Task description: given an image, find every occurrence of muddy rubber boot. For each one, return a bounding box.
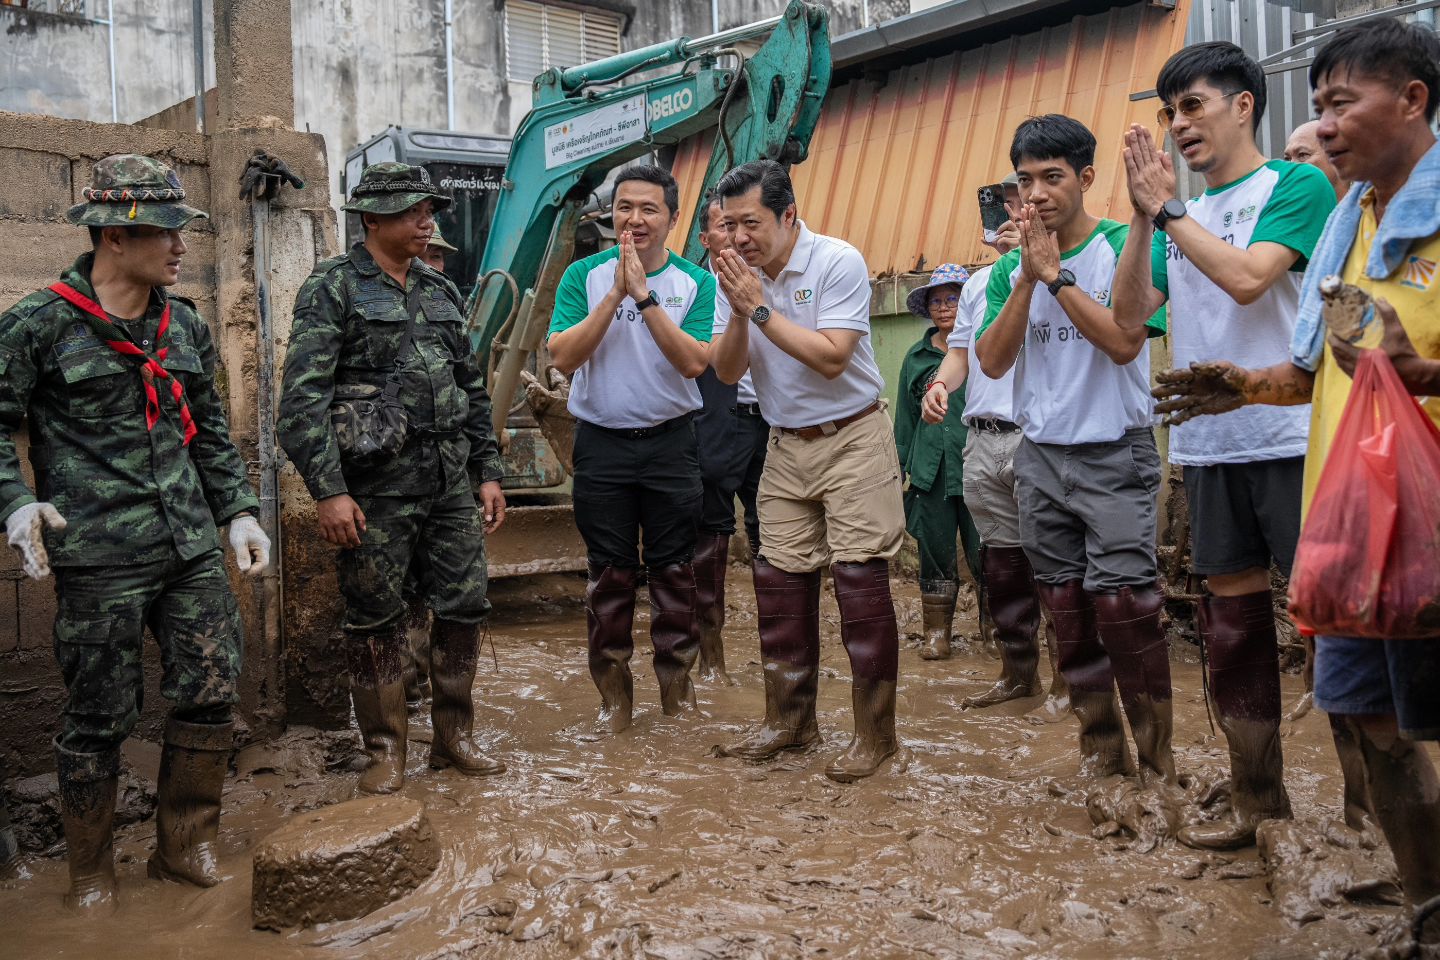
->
[428,619,505,777]
[1092,585,1176,787]
[148,718,233,886]
[826,560,901,783]
[918,579,958,661]
[964,547,1043,706]
[648,562,702,715]
[54,740,120,914]
[1179,592,1291,850]
[720,560,821,760]
[693,533,735,685]
[1026,615,1072,723]
[0,785,18,879]
[1038,581,1134,778]
[587,564,638,734]
[1350,717,1440,908]
[401,595,431,714]
[1329,713,1376,833]
[348,622,410,794]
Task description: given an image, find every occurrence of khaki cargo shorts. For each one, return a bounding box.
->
[757,406,905,573]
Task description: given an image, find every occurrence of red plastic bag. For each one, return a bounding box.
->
[1288,350,1440,638]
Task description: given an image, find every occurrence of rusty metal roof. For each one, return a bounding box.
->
[672,0,1191,278]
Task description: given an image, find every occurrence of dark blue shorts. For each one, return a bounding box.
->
[1314,634,1440,740]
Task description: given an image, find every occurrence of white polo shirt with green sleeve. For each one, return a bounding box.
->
[548,247,715,430]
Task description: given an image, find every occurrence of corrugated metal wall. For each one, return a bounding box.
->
[671,0,1191,276]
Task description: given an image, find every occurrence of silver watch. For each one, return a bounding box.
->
[749,305,771,326]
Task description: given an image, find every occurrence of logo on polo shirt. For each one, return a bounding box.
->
[1402,255,1436,291]
[664,295,686,308]
[1236,204,1256,224]
[793,288,814,305]
[1223,211,1233,228]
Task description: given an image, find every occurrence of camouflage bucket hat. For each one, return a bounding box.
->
[343,162,452,215]
[426,225,459,252]
[66,154,208,229]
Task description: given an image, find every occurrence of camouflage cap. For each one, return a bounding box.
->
[343,162,452,216]
[66,154,208,229]
[426,225,459,252]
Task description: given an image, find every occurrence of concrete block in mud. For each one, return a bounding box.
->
[251,795,439,930]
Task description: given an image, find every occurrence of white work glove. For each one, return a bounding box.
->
[228,515,271,576]
[5,502,67,581]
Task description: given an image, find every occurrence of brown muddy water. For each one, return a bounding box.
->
[0,570,1415,959]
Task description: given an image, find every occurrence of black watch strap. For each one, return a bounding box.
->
[634,291,659,311]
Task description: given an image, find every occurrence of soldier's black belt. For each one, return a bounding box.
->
[734,403,764,417]
[967,417,1020,433]
[582,411,694,440]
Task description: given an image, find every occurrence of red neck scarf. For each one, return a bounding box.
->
[48,281,197,445]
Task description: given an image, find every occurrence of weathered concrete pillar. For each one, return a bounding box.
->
[213,0,295,131]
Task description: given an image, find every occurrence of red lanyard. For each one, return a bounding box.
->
[48,282,197,445]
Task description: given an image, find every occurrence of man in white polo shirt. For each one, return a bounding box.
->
[546,165,714,736]
[709,160,905,783]
[1113,42,1335,849]
[976,116,1174,788]
[922,175,1070,721]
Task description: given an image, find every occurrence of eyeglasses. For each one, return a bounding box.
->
[1156,91,1240,127]
[928,295,960,308]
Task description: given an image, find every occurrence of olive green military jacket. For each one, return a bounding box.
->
[278,243,504,501]
[895,328,969,498]
[0,253,258,566]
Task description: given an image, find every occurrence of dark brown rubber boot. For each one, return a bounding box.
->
[587,564,638,735]
[347,622,410,794]
[1092,585,1176,787]
[428,619,505,777]
[918,578,958,661]
[401,594,431,714]
[827,560,900,783]
[1026,614,1072,723]
[1180,592,1291,850]
[148,718,233,886]
[55,741,119,914]
[1350,717,1440,908]
[1038,581,1133,778]
[648,562,702,715]
[1329,712,1376,833]
[693,533,735,685]
[720,560,821,760]
[964,547,1043,706]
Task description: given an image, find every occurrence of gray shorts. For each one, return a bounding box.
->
[1183,457,1303,577]
[961,425,1024,547]
[1013,428,1161,593]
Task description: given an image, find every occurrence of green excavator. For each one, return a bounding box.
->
[461,1,832,575]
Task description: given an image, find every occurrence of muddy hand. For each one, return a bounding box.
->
[4,501,67,581]
[228,514,271,576]
[1152,361,1248,426]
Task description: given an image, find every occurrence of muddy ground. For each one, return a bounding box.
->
[0,569,1420,959]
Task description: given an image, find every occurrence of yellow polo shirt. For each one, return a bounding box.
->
[1302,186,1440,518]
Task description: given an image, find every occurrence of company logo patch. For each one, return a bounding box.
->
[793,288,814,305]
[1402,255,1437,291]
[1223,211,1233,228]
[664,295,686,308]
[1236,204,1257,224]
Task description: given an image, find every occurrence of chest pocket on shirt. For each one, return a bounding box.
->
[54,343,139,420]
[424,291,470,432]
[353,296,407,369]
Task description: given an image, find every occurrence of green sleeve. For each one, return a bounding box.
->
[893,349,922,475]
[1150,227,1170,298]
[974,255,1017,341]
[548,257,593,337]
[1144,304,1168,337]
[1102,221,1167,338]
[277,273,350,500]
[1251,161,1337,271]
[0,303,42,527]
[180,304,260,523]
[680,267,716,343]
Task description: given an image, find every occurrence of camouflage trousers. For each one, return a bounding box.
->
[52,548,242,754]
[337,483,490,642]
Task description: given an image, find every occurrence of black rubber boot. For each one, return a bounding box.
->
[586,564,638,735]
[1092,585,1176,787]
[694,532,735,684]
[963,546,1042,707]
[1038,581,1134,779]
[648,562,702,715]
[827,560,900,783]
[919,578,958,661]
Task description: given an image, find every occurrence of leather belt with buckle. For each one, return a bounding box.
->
[735,402,764,417]
[779,401,881,441]
[583,411,694,440]
[967,417,1020,432]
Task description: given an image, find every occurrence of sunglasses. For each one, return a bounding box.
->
[1156,91,1240,127]
[928,294,960,308]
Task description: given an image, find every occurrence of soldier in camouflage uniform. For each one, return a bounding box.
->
[0,155,271,912]
[279,162,507,795]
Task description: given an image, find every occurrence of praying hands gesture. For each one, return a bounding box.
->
[715,248,764,320]
[1123,124,1177,220]
[612,231,650,303]
[1017,204,1060,286]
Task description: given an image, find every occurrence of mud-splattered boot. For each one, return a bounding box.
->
[1350,717,1440,909]
[1092,585,1176,787]
[428,619,505,777]
[719,560,821,760]
[401,595,432,714]
[1179,592,1292,850]
[1329,713,1376,834]
[648,562,702,715]
[1038,581,1134,779]
[54,740,119,914]
[347,622,410,794]
[1026,614,1072,723]
[964,547,1043,707]
[148,718,233,886]
[827,560,900,783]
[918,579,958,661]
[586,564,638,735]
[694,533,735,685]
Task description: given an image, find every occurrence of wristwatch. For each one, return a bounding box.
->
[1046,268,1077,297]
[749,305,771,326]
[1152,198,1187,232]
[633,290,659,311]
